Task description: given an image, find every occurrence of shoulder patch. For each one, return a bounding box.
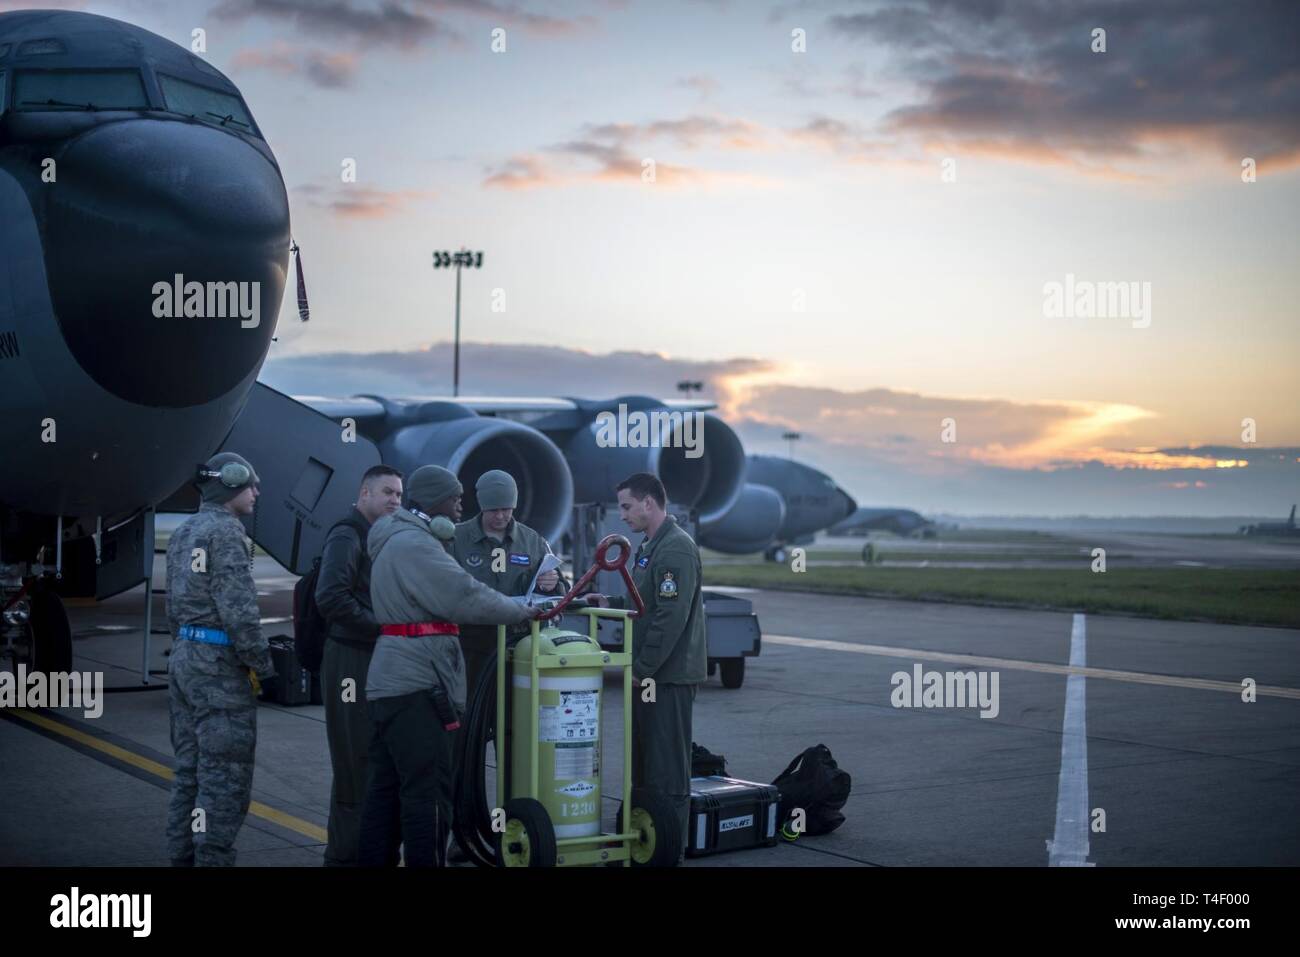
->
[658,571,678,599]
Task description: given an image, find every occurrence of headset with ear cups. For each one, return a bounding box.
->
[196,461,253,488]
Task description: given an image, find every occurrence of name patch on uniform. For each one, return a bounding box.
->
[636,556,650,568]
[658,571,678,599]
[466,553,483,568]
[509,553,530,566]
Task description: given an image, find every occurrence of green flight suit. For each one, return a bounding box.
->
[448,514,569,700]
[610,515,706,859]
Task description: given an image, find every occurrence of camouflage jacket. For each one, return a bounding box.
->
[165,503,274,678]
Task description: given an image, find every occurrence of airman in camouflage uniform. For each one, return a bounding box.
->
[164,451,274,867]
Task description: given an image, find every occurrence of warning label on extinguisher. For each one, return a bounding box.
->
[539,689,599,742]
[554,744,596,780]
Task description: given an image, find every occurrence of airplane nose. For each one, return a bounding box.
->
[835,485,857,522]
[43,119,290,408]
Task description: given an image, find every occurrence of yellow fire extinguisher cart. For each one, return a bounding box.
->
[495,534,681,867]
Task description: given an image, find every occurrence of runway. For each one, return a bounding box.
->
[2,556,1297,867]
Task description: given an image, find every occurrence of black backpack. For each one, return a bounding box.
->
[292,514,369,673]
[771,744,852,836]
[691,742,728,777]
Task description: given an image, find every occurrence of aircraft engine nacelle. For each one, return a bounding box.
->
[697,483,786,554]
[745,454,857,542]
[563,396,745,524]
[376,403,574,543]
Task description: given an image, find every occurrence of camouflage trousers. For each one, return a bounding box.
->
[166,641,258,867]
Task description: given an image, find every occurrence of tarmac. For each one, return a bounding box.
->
[714,532,1300,569]
[2,553,1297,867]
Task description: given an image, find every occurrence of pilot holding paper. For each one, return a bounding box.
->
[448,470,571,696]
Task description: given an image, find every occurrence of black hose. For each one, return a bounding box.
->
[452,647,507,868]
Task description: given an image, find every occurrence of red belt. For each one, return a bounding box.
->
[381,622,460,637]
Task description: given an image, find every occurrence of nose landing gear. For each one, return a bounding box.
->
[2,577,73,675]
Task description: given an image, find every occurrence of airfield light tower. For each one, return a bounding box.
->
[432,248,483,397]
[782,431,801,460]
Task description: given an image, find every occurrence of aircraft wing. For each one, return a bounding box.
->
[220,384,382,574]
[291,394,717,420]
[291,395,388,422]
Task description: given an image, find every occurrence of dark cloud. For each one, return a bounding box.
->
[231,44,359,88]
[789,114,890,158]
[413,0,598,36]
[210,0,448,49]
[485,114,769,188]
[579,115,764,149]
[828,0,1300,167]
[304,49,358,87]
[262,342,769,399]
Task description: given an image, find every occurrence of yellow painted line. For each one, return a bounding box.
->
[7,709,328,842]
[765,635,1300,700]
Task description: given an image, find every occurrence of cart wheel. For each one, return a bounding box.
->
[619,789,683,867]
[707,659,717,677]
[720,657,745,689]
[28,582,73,675]
[497,798,557,868]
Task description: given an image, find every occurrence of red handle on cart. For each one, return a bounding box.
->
[538,534,645,621]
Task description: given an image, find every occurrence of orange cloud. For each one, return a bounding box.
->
[721,381,1265,473]
[484,114,780,190]
[232,42,360,88]
[295,183,436,220]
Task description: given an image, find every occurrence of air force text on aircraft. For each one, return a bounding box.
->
[151,274,261,329]
[595,403,704,458]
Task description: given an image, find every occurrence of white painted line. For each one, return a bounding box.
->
[764,634,1300,699]
[1048,613,1093,866]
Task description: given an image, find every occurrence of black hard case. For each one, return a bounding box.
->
[687,776,781,857]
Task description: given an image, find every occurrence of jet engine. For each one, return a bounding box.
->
[563,396,745,523]
[372,401,574,543]
[697,483,786,554]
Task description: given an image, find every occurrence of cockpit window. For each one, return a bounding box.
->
[14,69,148,111]
[158,73,258,136]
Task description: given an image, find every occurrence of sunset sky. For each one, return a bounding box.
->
[15,0,1299,515]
